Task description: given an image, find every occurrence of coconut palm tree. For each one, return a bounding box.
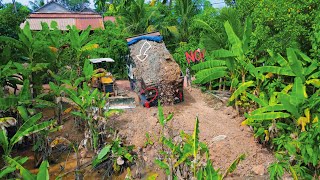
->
[29,0,45,11]
[174,0,199,42]
[11,0,17,13]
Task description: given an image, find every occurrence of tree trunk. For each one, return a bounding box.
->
[242,73,245,83]
[12,0,17,13]
[219,78,222,91]
[223,77,226,91]
[169,0,173,7]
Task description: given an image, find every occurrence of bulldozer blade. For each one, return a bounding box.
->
[106,96,136,110]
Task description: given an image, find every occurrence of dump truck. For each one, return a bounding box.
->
[126,32,184,107]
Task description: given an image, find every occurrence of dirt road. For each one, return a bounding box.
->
[113,87,274,179]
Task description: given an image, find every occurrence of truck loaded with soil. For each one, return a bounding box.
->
[126,32,184,107]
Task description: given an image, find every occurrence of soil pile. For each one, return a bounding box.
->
[129,40,182,104]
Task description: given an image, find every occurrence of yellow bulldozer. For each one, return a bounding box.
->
[90,58,116,96]
[89,58,135,110]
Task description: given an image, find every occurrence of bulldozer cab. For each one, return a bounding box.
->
[89,58,115,95]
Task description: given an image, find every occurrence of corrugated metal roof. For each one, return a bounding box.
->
[34,1,70,13]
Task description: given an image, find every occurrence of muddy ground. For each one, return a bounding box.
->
[112,83,275,179]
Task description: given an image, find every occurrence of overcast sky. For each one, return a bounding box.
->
[3,0,226,9]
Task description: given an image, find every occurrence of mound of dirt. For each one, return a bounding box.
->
[129,40,182,105]
[129,40,181,85]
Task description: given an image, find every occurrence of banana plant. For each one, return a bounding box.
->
[155,113,245,179]
[243,49,320,135]
[0,79,55,118]
[62,87,107,151]
[38,22,70,71]
[0,111,55,157]
[158,101,173,138]
[0,22,53,97]
[0,61,24,96]
[243,77,320,140]
[257,48,320,84]
[192,17,261,93]
[0,156,50,180]
[66,25,99,72]
[155,117,209,179]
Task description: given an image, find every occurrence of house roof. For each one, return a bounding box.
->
[28,13,102,18]
[34,1,70,13]
[80,7,97,13]
[20,2,104,30]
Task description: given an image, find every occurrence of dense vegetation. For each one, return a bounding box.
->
[0,0,320,179]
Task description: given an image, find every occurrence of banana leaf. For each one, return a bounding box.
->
[295,49,312,63]
[287,48,304,82]
[0,117,17,129]
[194,68,227,84]
[290,77,306,106]
[37,161,49,180]
[308,71,320,79]
[278,93,300,119]
[0,129,9,155]
[0,166,16,179]
[250,104,286,115]
[4,156,35,180]
[256,66,295,76]
[192,60,226,71]
[229,81,254,102]
[306,79,320,88]
[210,49,235,58]
[10,113,55,146]
[224,21,243,57]
[193,117,199,161]
[223,154,245,178]
[246,93,268,107]
[304,60,318,77]
[247,112,290,121]
[242,17,252,53]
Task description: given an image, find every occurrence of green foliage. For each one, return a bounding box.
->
[241,50,320,178]
[144,132,154,147]
[157,101,173,128]
[92,139,135,173]
[56,0,90,11]
[192,17,258,93]
[0,3,29,38]
[0,111,55,156]
[36,160,49,180]
[0,156,50,180]
[230,0,320,55]
[155,104,244,179]
[90,22,130,78]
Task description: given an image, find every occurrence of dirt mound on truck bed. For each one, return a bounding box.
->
[129,40,181,85]
[128,39,183,105]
